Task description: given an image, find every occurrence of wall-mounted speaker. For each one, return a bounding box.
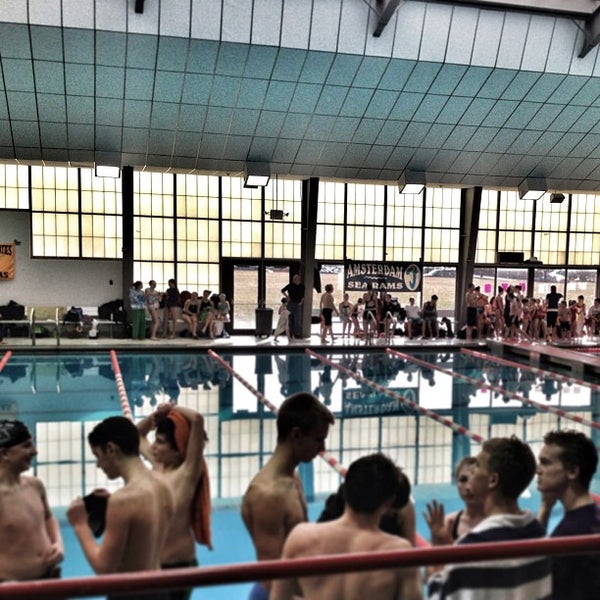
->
[497,251,524,264]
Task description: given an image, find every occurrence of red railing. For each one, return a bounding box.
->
[1,534,599,598]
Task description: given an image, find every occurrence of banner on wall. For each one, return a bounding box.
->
[0,243,15,280]
[344,260,422,293]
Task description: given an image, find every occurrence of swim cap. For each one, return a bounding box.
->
[0,420,32,448]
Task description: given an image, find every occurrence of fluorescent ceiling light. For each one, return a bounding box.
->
[518,177,546,200]
[398,170,426,194]
[95,164,121,178]
[244,162,270,188]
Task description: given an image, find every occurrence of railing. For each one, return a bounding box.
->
[1,534,599,598]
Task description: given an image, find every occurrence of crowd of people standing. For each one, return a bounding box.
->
[465,282,600,342]
[129,280,231,341]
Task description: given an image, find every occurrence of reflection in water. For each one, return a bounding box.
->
[1,350,597,417]
[2,349,600,504]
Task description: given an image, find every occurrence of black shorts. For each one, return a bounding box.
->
[322,308,333,326]
[466,306,477,327]
[547,311,558,327]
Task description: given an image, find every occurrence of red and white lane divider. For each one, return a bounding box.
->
[389,348,600,431]
[306,349,485,444]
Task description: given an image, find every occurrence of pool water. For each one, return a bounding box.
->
[1,349,596,598]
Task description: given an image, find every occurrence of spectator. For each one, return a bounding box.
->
[351,296,364,337]
[198,290,215,338]
[422,294,439,339]
[213,293,231,338]
[382,293,401,342]
[162,279,180,339]
[427,436,552,599]
[273,297,290,343]
[557,300,572,342]
[491,286,505,339]
[574,294,587,338]
[0,420,64,581]
[338,292,353,338]
[271,454,422,600]
[129,281,147,340]
[241,392,334,599]
[537,429,600,600]
[587,297,600,335]
[362,283,379,341]
[465,283,479,341]
[546,284,563,342]
[145,280,162,341]
[281,273,305,340]
[181,291,201,339]
[404,296,422,339]
[319,283,339,344]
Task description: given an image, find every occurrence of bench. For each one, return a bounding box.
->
[0,306,35,344]
[65,307,115,339]
[0,306,63,346]
[33,306,64,346]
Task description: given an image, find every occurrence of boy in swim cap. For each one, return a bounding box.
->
[0,419,64,581]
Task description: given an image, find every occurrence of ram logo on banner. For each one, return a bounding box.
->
[0,243,15,280]
[344,260,422,293]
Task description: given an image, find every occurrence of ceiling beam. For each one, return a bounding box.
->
[578,8,600,58]
[373,0,404,37]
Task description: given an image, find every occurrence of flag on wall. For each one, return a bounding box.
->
[0,243,15,280]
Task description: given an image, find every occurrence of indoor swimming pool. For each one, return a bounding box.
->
[1,347,599,598]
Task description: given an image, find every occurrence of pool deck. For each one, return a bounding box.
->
[1,330,488,354]
[489,338,600,377]
[3,329,600,356]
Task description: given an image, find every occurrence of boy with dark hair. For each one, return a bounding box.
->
[68,416,174,600]
[137,403,210,600]
[0,419,64,581]
[427,435,552,599]
[241,392,334,600]
[537,429,600,599]
[271,453,422,600]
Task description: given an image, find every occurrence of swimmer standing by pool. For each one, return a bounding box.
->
[0,419,64,582]
[241,392,334,600]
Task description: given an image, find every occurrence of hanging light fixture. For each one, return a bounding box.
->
[244,161,270,188]
[398,170,426,194]
[518,177,546,200]
[265,175,288,220]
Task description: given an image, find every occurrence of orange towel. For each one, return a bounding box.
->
[168,409,213,550]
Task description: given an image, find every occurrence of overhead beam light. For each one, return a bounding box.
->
[95,164,121,178]
[398,170,426,194]
[550,193,565,204]
[518,177,546,200]
[244,162,270,188]
[373,0,405,38]
[95,151,121,178]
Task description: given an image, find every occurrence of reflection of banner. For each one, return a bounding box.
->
[0,243,15,280]
[345,261,422,293]
[342,387,419,418]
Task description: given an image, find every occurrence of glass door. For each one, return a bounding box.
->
[222,260,295,333]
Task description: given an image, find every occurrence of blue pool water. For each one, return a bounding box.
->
[1,348,597,598]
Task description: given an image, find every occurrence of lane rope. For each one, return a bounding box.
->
[0,350,12,373]
[207,349,347,477]
[306,349,486,443]
[389,348,600,431]
[461,347,600,393]
[109,349,133,421]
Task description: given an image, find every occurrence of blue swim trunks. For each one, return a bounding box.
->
[248,582,269,600]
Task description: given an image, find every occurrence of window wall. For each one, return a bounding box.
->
[0,164,28,209]
[2,163,600,307]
